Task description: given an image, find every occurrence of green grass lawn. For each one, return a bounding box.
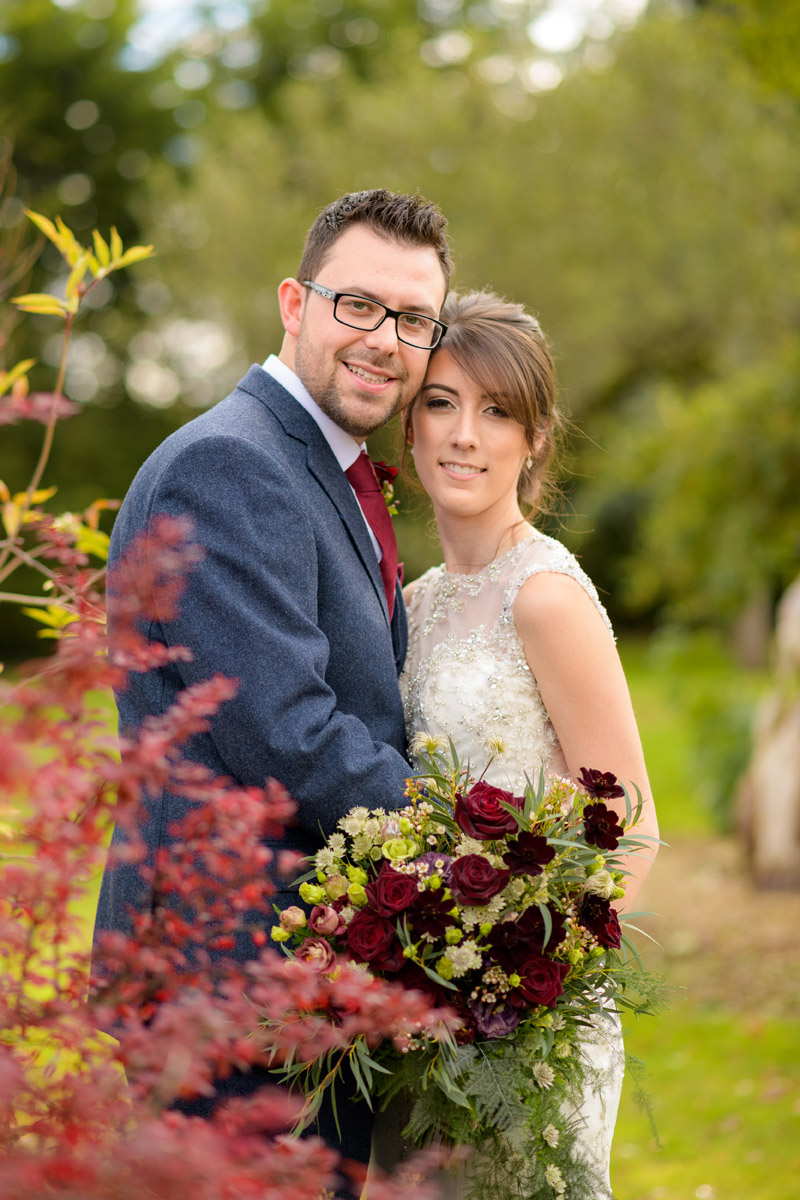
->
[612,637,798,1200]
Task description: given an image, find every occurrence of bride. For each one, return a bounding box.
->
[371,289,659,1197]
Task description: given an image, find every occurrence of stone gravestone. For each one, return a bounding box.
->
[737,575,800,888]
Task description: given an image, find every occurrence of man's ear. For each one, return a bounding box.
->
[278,278,305,337]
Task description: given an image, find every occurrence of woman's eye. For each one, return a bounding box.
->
[486,405,509,418]
[425,396,454,410]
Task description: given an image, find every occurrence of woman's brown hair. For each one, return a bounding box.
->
[406,289,563,512]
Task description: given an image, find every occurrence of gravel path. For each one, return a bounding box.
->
[633,835,800,1018]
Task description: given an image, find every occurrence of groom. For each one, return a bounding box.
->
[94,189,451,1179]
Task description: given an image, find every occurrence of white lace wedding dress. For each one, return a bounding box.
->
[370,529,625,1199]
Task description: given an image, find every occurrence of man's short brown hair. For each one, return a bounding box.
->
[297,189,452,292]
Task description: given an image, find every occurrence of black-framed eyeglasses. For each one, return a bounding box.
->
[302,280,447,350]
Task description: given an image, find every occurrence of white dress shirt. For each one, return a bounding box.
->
[261,355,381,562]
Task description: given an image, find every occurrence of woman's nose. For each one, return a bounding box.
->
[451,410,478,447]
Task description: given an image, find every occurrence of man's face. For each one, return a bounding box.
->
[289,225,448,440]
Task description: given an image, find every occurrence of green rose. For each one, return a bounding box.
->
[381,836,419,862]
[346,865,368,885]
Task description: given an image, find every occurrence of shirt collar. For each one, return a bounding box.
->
[261,354,362,471]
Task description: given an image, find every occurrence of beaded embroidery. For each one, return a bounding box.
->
[401,529,614,794]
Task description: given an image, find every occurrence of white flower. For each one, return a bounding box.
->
[352,834,373,858]
[545,1163,566,1193]
[443,939,483,978]
[328,832,346,853]
[410,731,449,757]
[454,836,484,857]
[583,869,616,899]
[340,807,369,835]
[554,1038,571,1058]
[459,893,504,930]
[338,906,355,925]
[542,1123,560,1148]
[363,817,382,838]
[315,848,336,869]
[484,736,507,757]
[533,1061,556,1089]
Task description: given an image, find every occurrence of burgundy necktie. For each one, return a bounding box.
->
[345,451,399,619]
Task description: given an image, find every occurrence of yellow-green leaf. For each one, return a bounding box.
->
[12,487,57,506]
[55,216,85,267]
[66,253,91,302]
[25,210,63,251]
[92,229,111,268]
[0,359,36,398]
[12,293,70,317]
[113,244,155,270]
[0,481,9,504]
[110,226,123,262]
[75,525,110,561]
[2,502,21,538]
[21,605,77,630]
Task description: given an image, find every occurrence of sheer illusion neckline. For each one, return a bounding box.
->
[443,528,538,580]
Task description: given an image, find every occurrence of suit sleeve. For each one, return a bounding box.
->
[141,435,411,835]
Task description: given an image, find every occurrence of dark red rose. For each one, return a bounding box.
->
[454,781,522,840]
[410,887,454,939]
[579,894,622,949]
[372,459,398,484]
[583,802,625,851]
[365,863,419,917]
[346,911,404,971]
[449,855,511,906]
[487,904,566,969]
[514,954,569,1008]
[502,830,556,876]
[577,768,625,800]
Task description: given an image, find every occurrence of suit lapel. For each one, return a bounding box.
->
[238,366,390,627]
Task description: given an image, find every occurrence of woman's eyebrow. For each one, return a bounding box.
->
[420,382,459,395]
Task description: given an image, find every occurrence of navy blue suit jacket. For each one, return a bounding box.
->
[94,365,412,940]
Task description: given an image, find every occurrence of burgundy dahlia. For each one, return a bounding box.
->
[502,830,555,876]
[583,802,625,851]
[579,894,622,949]
[487,904,566,969]
[411,887,454,939]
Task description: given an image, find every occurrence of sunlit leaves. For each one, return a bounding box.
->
[11,212,154,322]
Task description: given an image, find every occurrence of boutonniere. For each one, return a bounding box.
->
[372,459,399,516]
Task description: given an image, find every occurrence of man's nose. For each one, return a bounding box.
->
[362,314,400,354]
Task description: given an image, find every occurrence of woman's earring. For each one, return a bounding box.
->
[525,455,533,470]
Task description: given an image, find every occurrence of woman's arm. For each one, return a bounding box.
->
[513,571,659,912]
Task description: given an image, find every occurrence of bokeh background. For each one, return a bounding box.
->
[2,2,799,1197]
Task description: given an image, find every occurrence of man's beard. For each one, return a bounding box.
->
[296,340,410,440]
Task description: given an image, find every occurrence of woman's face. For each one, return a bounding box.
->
[409,350,529,522]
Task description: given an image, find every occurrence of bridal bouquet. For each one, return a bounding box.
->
[265,738,662,1199]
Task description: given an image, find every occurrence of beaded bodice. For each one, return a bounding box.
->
[400,529,614,793]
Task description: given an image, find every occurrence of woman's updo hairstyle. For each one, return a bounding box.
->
[418,289,562,512]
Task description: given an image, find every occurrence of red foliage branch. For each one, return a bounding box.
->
[0,516,451,1199]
